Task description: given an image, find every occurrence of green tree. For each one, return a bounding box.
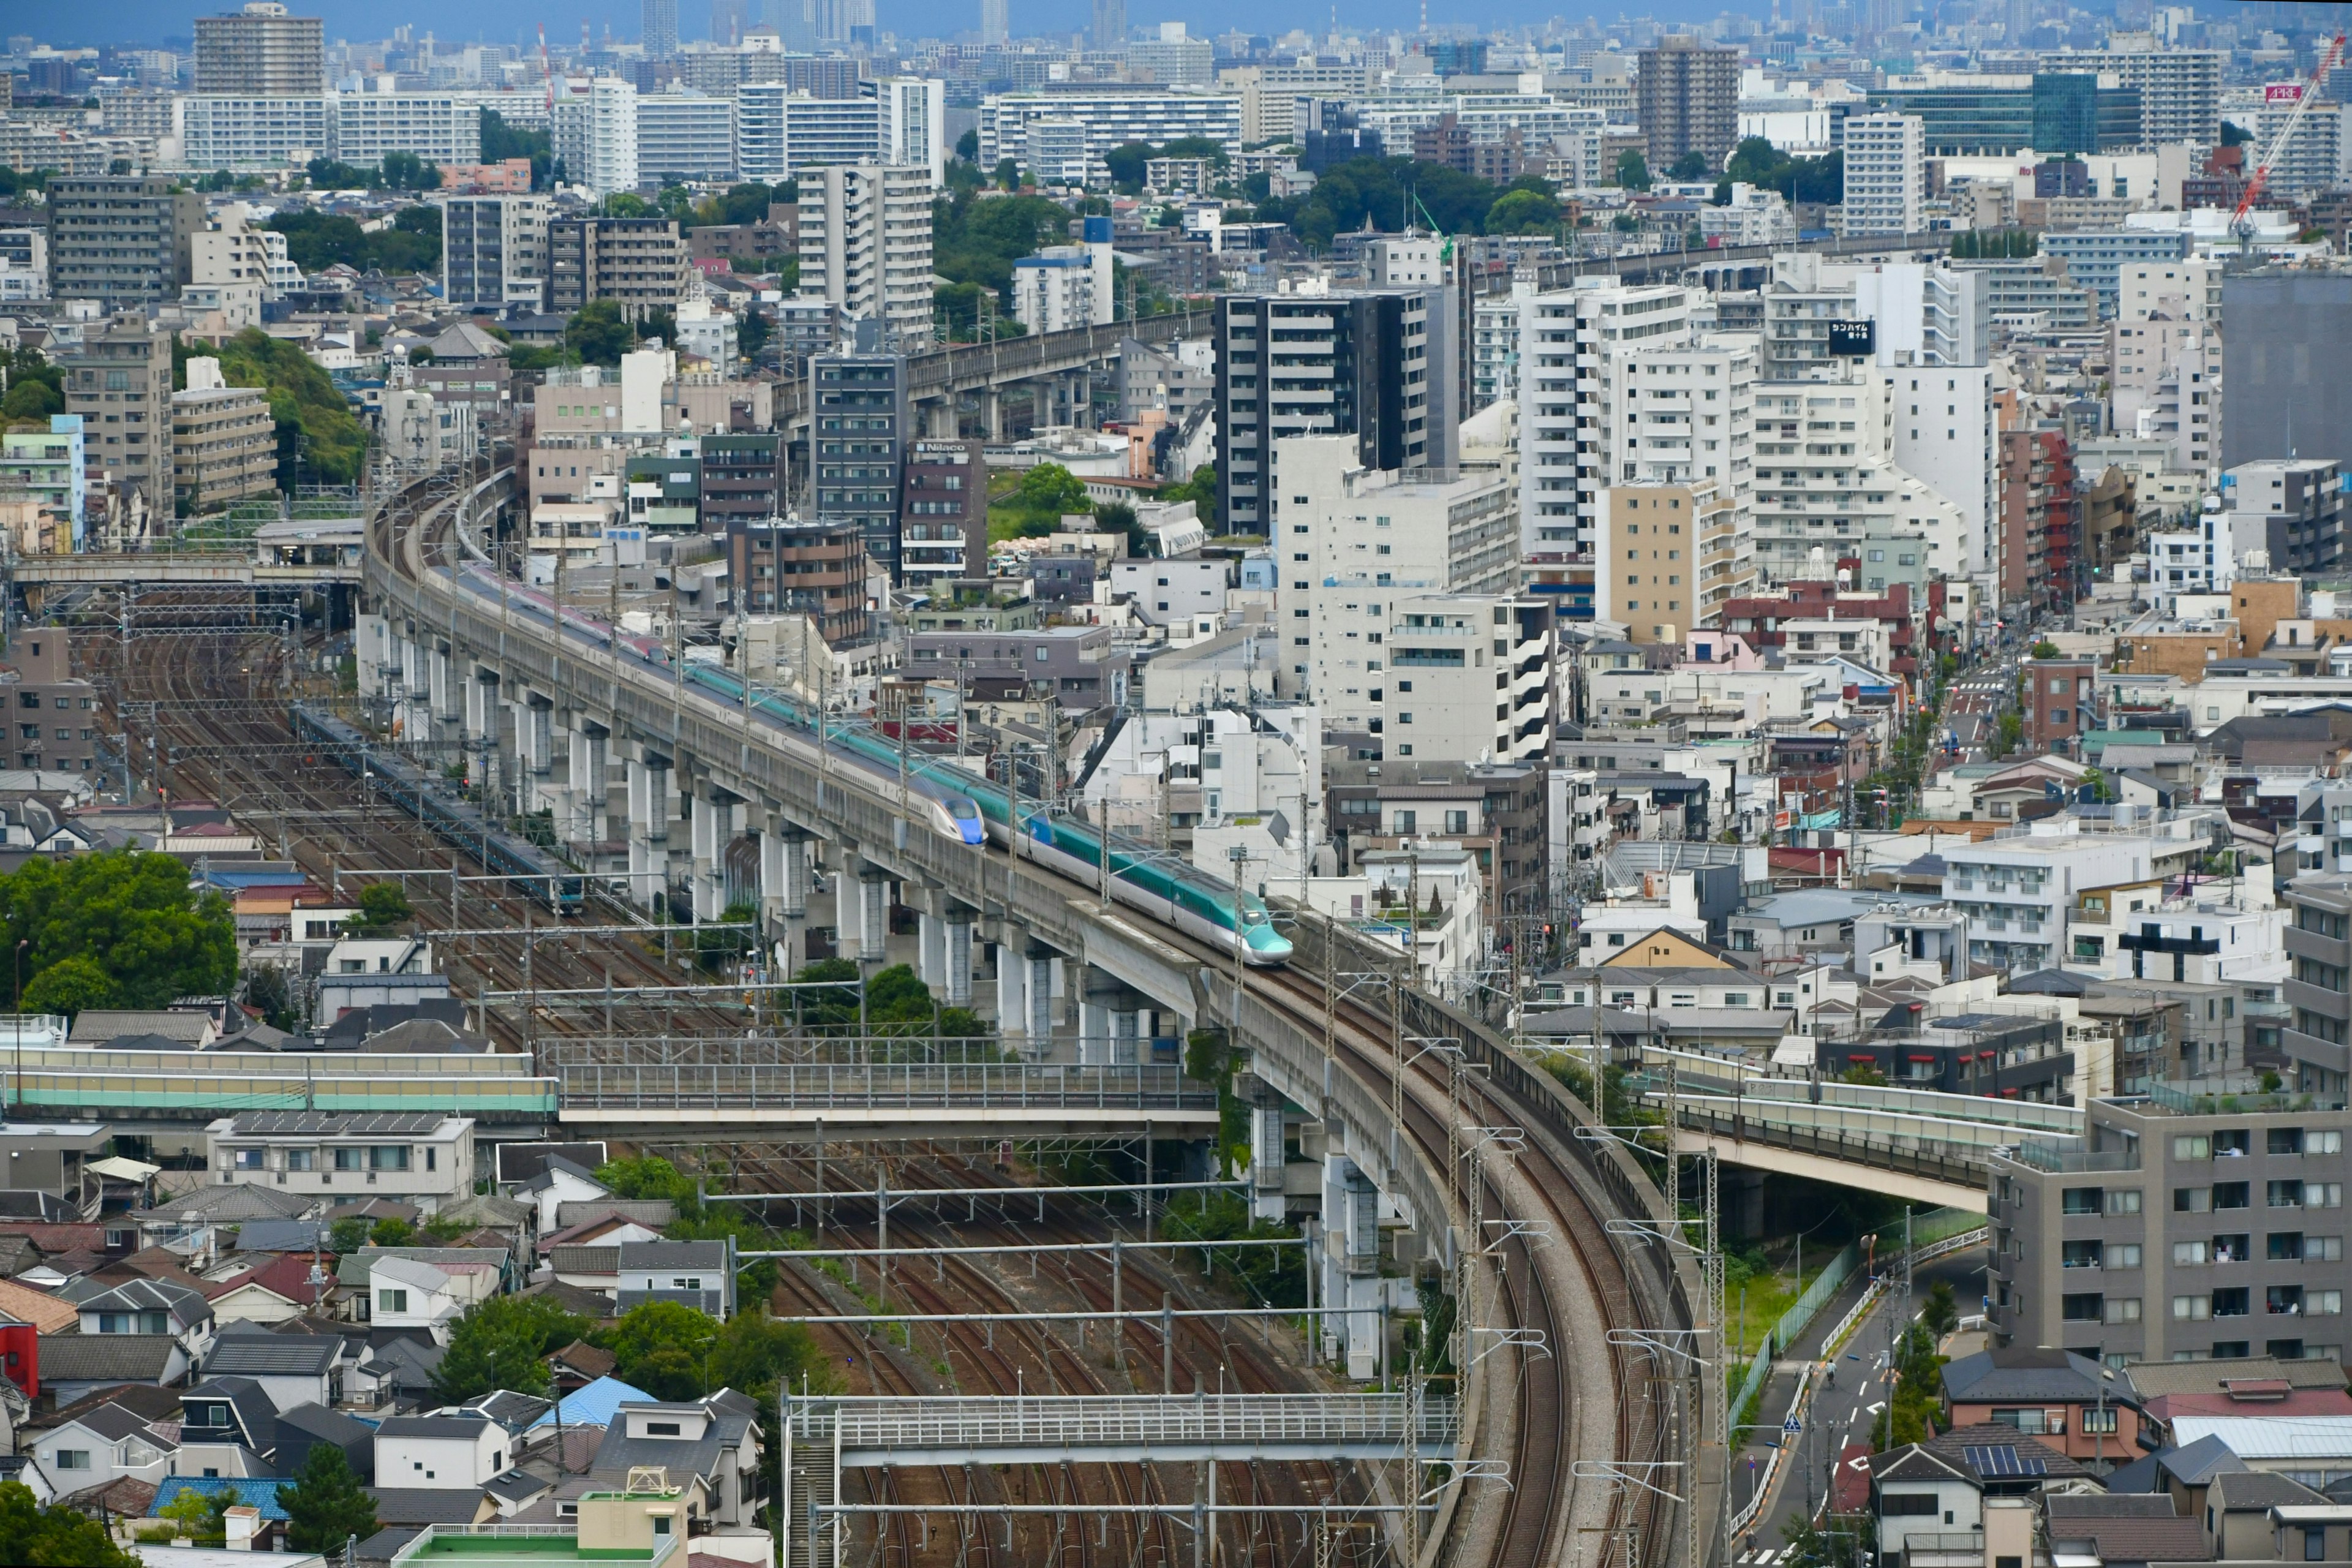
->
[1016,462,1090,516]
[0,851,236,1013]
[1838,1063,1887,1087]
[212,327,371,486]
[328,1217,369,1254]
[378,151,441,191]
[481,109,555,189]
[1156,465,1219,531]
[244,965,298,1031]
[955,129,980,162]
[1104,141,1152,190]
[2030,639,2060,660]
[1,379,60,421]
[1667,149,1710,181]
[433,1294,592,1402]
[1615,149,1651,190]
[0,1480,140,1564]
[608,1300,722,1397]
[597,1153,698,1205]
[706,1309,826,1399]
[277,1443,378,1552]
[369,1217,414,1246]
[565,301,635,367]
[350,881,412,934]
[1923,1279,1959,1338]
[1484,187,1561,234]
[160,1488,224,1540]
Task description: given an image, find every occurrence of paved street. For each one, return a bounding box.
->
[1730,1251,1988,1562]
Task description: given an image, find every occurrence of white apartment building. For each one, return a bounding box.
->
[1749,368,1969,586]
[1516,279,1698,559]
[1942,823,2163,974]
[2118,258,2221,323]
[1839,113,1923,236]
[442,194,551,311]
[1471,271,1536,412]
[1378,594,1556,766]
[797,163,933,344]
[331,91,483,168]
[1856,263,1989,369]
[736,85,880,181]
[1012,249,1102,333]
[870,76,946,185]
[2251,85,2343,203]
[190,209,278,295]
[978,88,1243,179]
[552,76,638,198]
[636,88,735,181]
[178,95,331,170]
[206,1110,476,1213]
[1600,334,1758,511]
[1280,435,1517,730]
[1885,363,1999,579]
[1700,183,1797,246]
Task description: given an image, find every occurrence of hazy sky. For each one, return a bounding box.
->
[46,0,1736,51]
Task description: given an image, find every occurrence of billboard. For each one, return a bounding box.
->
[1826,320,1875,356]
[2267,81,2305,103]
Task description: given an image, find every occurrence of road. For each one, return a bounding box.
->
[1729,1250,1988,1564]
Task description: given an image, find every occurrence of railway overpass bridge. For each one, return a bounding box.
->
[349,468,1716,1568]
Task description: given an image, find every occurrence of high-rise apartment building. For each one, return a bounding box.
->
[1514,279,1697,560]
[807,343,909,582]
[443,195,552,313]
[2039,37,2223,149]
[193,2,323,96]
[643,0,679,56]
[1278,435,1519,739]
[736,86,881,182]
[1752,367,1970,588]
[46,176,200,307]
[870,77,947,186]
[171,383,277,513]
[59,315,178,520]
[552,77,639,198]
[1839,112,1923,236]
[636,89,736,182]
[900,438,987,589]
[544,217,687,320]
[979,0,1008,46]
[1635,36,1738,175]
[2223,274,2351,474]
[796,164,935,345]
[1214,287,1458,538]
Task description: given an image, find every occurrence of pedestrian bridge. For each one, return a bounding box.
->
[9,518,366,597]
[793,1394,1458,1466]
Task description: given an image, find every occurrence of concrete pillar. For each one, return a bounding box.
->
[1079,991,1111,1066]
[1112,1006,1140,1068]
[1324,1156,1384,1379]
[429,646,454,723]
[690,787,722,921]
[465,671,494,741]
[1027,946,1055,1055]
[918,910,947,989]
[995,937,1030,1054]
[981,388,1003,442]
[524,700,552,775]
[944,906,974,1007]
[1248,1078,1285,1221]
[565,729,594,846]
[856,864,891,963]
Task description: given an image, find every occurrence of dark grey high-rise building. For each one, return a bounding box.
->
[2224,273,2352,473]
[643,0,679,56]
[1636,36,1740,175]
[1213,287,1458,537]
[809,336,909,583]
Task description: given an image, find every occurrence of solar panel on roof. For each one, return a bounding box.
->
[1963,1444,2049,1477]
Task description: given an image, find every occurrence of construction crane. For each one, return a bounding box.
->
[2233,30,2348,242]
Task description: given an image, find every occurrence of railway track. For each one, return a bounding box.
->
[361,466,1703,1568]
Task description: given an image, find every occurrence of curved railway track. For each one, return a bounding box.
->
[359,467,1703,1568]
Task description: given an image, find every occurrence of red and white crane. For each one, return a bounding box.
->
[2233,29,2348,238]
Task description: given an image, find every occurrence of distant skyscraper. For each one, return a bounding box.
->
[1635,34,1739,175]
[710,0,748,43]
[1090,0,1125,50]
[643,0,679,56]
[980,0,1008,45]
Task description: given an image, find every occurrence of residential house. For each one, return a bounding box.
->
[617,1240,736,1319]
[132,1182,315,1256]
[78,1278,214,1360]
[519,1156,613,1234]
[207,1251,330,1324]
[368,1256,472,1338]
[1939,1348,2148,1464]
[26,1403,176,1498]
[374,1414,510,1489]
[2043,1494,2206,1561]
[177,1377,279,1472]
[347,1336,444,1413]
[35,1336,188,1403]
[205,1111,476,1215]
[535,1211,666,1262]
[588,1393,765,1528]
[2202,1469,2330,1557]
[550,1243,620,1295]
[200,1328,339,1411]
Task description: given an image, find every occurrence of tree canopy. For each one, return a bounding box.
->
[1721,137,1843,205]
[432,1293,595,1403]
[609,1300,722,1400]
[0,1480,140,1564]
[565,301,636,368]
[1251,156,1510,249]
[933,190,1073,304]
[0,851,235,1016]
[480,110,554,189]
[266,206,440,276]
[211,328,370,486]
[277,1443,378,1552]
